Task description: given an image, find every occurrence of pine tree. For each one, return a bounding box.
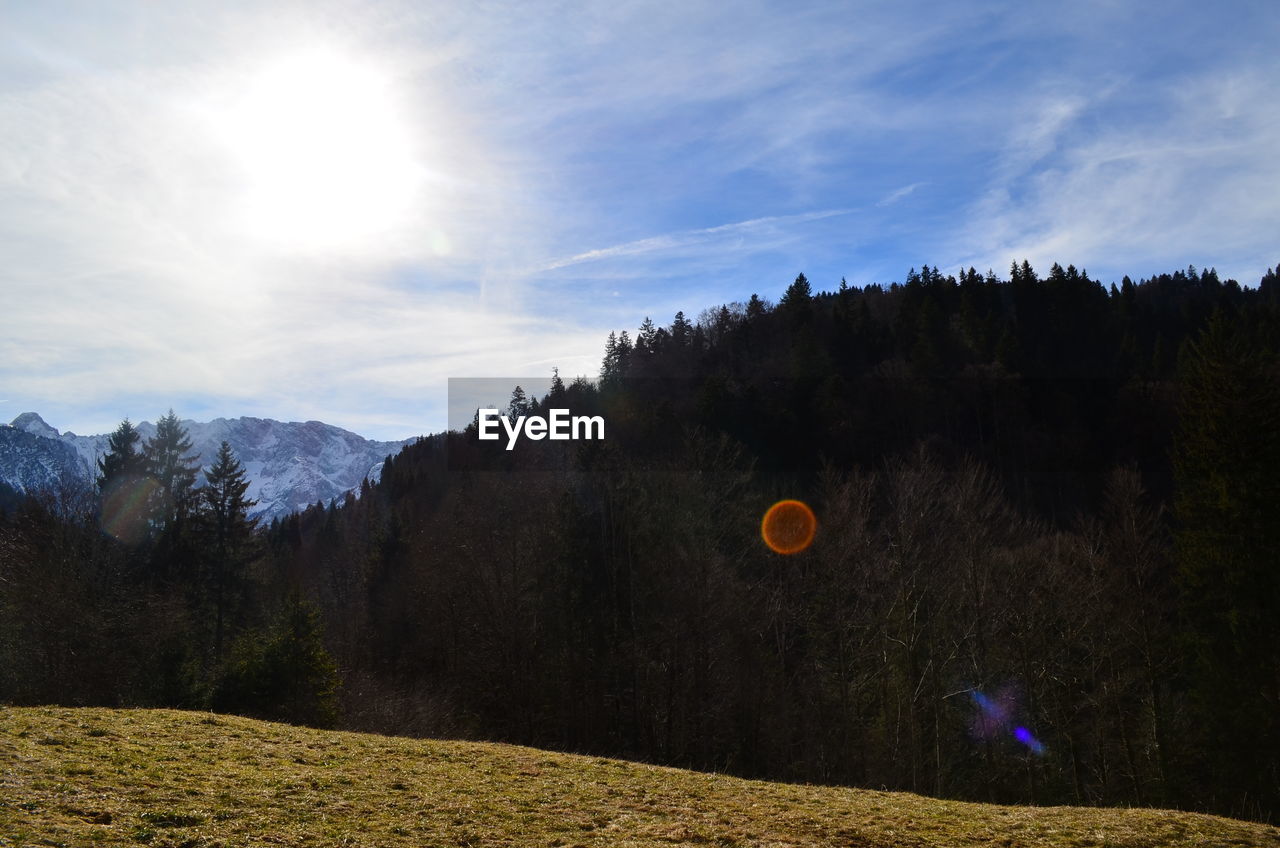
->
[212,601,340,727]
[637,317,658,354]
[507,385,530,419]
[96,418,144,491]
[143,410,200,567]
[670,311,692,346]
[1174,310,1280,809]
[97,418,151,545]
[715,305,732,337]
[201,441,258,659]
[601,331,619,379]
[145,411,199,522]
[779,273,813,315]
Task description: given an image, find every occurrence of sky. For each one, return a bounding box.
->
[2,1,1278,440]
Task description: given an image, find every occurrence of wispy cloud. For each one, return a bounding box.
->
[540,209,854,271]
[952,67,1280,282]
[877,183,926,207]
[2,1,1278,438]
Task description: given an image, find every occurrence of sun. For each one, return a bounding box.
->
[220,48,422,250]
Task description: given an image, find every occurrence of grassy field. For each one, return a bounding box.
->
[2,707,1277,847]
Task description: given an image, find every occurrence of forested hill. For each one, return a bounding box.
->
[433,260,1277,515]
[4,261,1279,826]
[584,261,1275,516]
[259,261,1279,819]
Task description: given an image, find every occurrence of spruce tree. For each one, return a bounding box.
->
[212,601,339,728]
[143,410,200,567]
[670,311,692,346]
[507,385,530,419]
[1174,310,1280,810]
[201,441,258,659]
[780,273,812,308]
[144,410,199,523]
[637,317,658,353]
[96,418,151,544]
[96,418,144,491]
[779,273,814,325]
[601,331,619,379]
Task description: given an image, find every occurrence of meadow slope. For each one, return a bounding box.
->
[2,707,1277,847]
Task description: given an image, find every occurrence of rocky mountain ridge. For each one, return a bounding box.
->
[0,412,415,521]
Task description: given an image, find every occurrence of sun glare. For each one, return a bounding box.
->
[221,48,421,250]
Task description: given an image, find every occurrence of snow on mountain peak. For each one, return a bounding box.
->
[0,413,416,521]
[9,412,60,439]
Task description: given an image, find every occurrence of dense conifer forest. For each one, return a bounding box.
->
[3,261,1278,821]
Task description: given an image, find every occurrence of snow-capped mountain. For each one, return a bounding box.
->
[0,413,415,522]
[0,422,85,497]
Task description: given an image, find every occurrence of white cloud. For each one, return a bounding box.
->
[0,4,584,438]
[953,68,1280,282]
[877,182,926,207]
[540,209,854,271]
[4,1,1279,440]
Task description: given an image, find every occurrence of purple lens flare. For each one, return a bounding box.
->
[969,686,1045,756]
[1013,726,1044,754]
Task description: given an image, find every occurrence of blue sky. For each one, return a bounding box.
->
[2,1,1278,439]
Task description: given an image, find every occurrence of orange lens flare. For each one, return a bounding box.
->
[761,499,817,555]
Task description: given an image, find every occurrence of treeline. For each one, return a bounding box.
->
[1,261,1278,821]
[0,412,339,726]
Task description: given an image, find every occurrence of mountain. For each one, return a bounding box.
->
[0,412,415,521]
[0,423,85,496]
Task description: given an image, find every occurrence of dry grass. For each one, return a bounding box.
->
[1,706,1277,847]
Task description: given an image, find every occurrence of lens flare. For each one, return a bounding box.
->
[970,686,1046,756]
[100,476,158,545]
[1014,726,1045,755]
[761,499,817,554]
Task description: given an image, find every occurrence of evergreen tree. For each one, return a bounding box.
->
[201,441,258,659]
[212,601,340,728]
[143,410,200,567]
[616,330,633,360]
[145,411,199,523]
[1260,264,1279,304]
[670,311,692,346]
[714,305,733,339]
[637,317,658,353]
[1174,310,1280,812]
[96,418,152,545]
[779,272,813,318]
[96,418,144,491]
[507,385,530,419]
[601,331,619,379]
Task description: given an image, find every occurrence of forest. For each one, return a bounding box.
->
[2,260,1278,822]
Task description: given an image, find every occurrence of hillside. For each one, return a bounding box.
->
[4,265,1280,820]
[2,708,1276,847]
